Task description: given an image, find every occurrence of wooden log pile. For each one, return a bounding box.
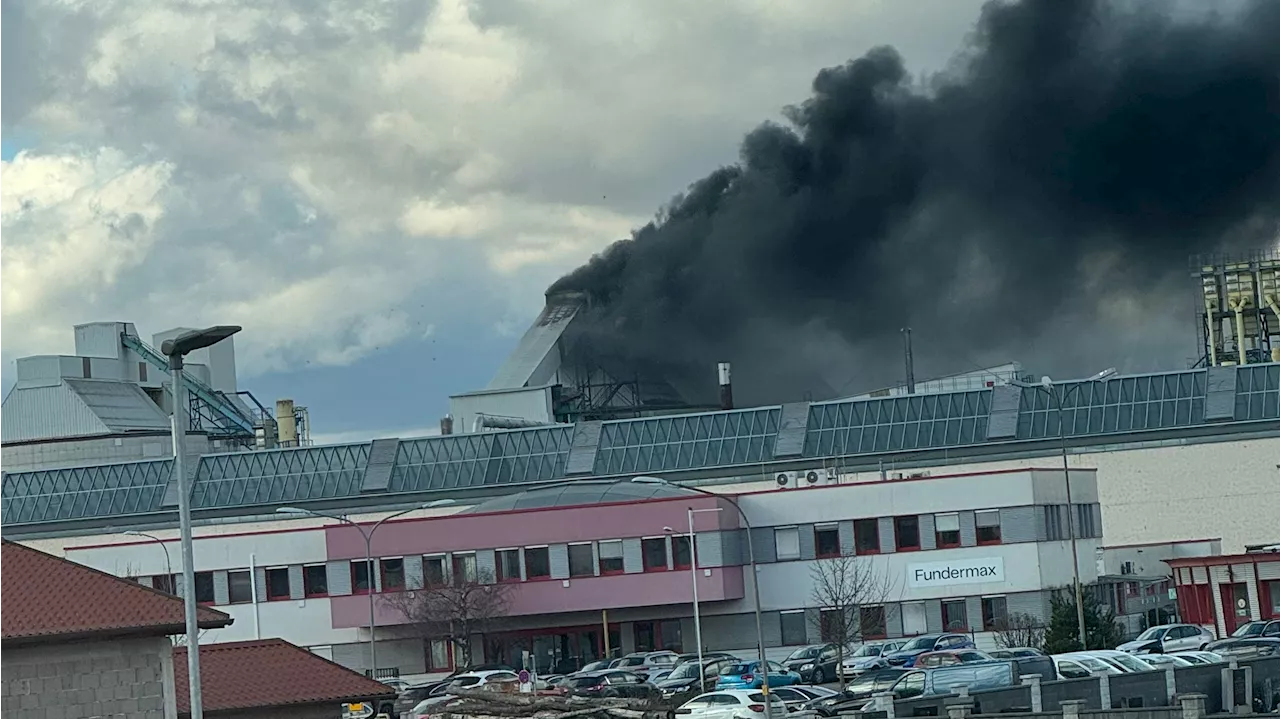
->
[424,687,671,719]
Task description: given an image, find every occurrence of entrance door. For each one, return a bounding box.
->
[1220,583,1250,635]
[634,621,657,653]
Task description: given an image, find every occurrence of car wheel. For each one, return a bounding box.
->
[812,668,824,685]
[1198,643,1207,651]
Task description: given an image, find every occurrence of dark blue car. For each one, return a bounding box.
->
[882,634,975,668]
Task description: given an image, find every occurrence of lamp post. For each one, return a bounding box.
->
[1012,367,1115,651]
[160,325,242,719]
[276,500,455,677]
[633,477,771,698]
[124,530,174,584]
[665,506,724,691]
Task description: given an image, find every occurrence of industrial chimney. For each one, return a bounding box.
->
[276,399,298,447]
[440,414,454,435]
[718,362,734,410]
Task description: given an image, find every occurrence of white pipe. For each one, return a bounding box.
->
[1230,297,1249,365]
[249,553,261,639]
[1266,294,1280,362]
[471,414,556,432]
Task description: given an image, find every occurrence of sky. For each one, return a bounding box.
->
[1,0,990,443]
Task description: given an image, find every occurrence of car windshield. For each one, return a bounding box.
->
[1232,622,1263,637]
[723,663,754,675]
[1075,656,1114,672]
[667,663,703,679]
[567,676,604,689]
[1107,654,1154,672]
[1137,627,1168,640]
[787,647,820,660]
[451,677,481,688]
[651,654,675,664]
[901,636,937,651]
[850,645,882,658]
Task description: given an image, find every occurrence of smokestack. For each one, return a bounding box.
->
[440,414,454,435]
[902,328,916,395]
[275,399,298,447]
[717,362,734,410]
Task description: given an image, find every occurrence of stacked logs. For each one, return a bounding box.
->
[424,687,671,719]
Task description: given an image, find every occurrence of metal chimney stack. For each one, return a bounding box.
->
[717,362,734,410]
[440,414,454,435]
[901,328,916,395]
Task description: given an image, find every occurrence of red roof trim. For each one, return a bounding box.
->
[1100,538,1222,550]
[1167,553,1280,568]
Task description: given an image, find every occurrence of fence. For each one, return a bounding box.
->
[845,656,1280,718]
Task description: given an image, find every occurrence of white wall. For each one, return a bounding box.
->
[67,526,327,576]
[449,386,555,433]
[201,597,352,646]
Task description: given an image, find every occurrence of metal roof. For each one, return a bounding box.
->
[1,379,170,443]
[2,364,1278,533]
[486,300,579,389]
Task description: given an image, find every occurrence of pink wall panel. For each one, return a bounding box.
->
[326,495,739,560]
[330,566,745,629]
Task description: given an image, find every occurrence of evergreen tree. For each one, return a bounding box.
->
[1043,590,1124,654]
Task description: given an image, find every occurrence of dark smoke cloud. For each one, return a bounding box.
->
[550,0,1280,406]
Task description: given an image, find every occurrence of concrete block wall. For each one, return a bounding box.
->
[0,636,176,719]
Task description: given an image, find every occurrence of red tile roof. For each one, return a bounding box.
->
[174,639,397,714]
[1,540,232,645]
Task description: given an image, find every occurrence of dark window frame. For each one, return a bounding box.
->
[854,519,881,555]
[496,549,522,583]
[423,555,447,588]
[193,571,216,605]
[227,570,253,604]
[303,564,329,598]
[780,611,807,645]
[976,510,1002,545]
[671,535,693,570]
[568,543,595,577]
[981,596,1008,631]
[815,525,842,558]
[894,516,921,551]
[381,557,406,591]
[598,541,625,575]
[934,513,961,549]
[641,538,668,572]
[350,560,373,595]
[525,546,552,579]
[941,599,968,631]
[266,567,291,601]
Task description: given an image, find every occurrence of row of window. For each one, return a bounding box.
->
[778,595,1011,644]
[778,510,1003,560]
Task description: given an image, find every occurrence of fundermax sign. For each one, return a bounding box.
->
[907,557,1005,588]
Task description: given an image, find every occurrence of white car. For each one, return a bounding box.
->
[1071,650,1157,673]
[674,690,788,719]
[841,641,906,676]
[1170,651,1226,665]
[1140,654,1195,669]
[1051,654,1123,679]
[1116,624,1215,654]
[405,670,521,716]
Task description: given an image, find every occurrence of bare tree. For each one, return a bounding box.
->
[382,568,512,669]
[809,555,898,687]
[991,612,1046,651]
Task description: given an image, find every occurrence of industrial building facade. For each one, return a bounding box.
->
[55,468,1103,678]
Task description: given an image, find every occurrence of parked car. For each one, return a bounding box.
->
[564,670,658,699]
[801,669,907,716]
[1117,623,1215,654]
[403,671,522,717]
[1051,654,1122,679]
[1210,637,1280,659]
[673,690,788,719]
[913,649,993,668]
[1078,650,1157,673]
[393,681,448,717]
[882,634,975,668]
[655,658,739,698]
[674,652,739,666]
[610,651,679,677]
[1169,651,1226,665]
[782,643,843,684]
[1141,654,1195,669]
[1225,620,1280,640]
[988,647,1045,659]
[714,660,802,690]
[840,641,905,676]
[863,662,1019,712]
[766,685,838,711]
[575,660,612,674]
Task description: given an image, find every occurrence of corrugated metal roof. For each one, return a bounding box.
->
[64,379,170,432]
[486,301,579,389]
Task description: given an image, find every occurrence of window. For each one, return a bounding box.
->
[976,510,1002,544]
[819,609,846,643]
[598,541,624,574]
[860,606,887,638]
[1268,581,1280,617]
[895,672,926,699]
[815,525,841,558]
[382,558,405,591]
[780,611,808,645]
[266,567,291,600]
[894,516,920,551]
[941,600,968,631]
[775,527,800,560]
[228,570,253,604]
[194,571,216,604]
[351,560,373,594]
[934,513,961,548]
[671,535,693,569]
[152,574,177,595]
[138,362,148,382]
[981,596,1008,631]
[525,547,551,579]
[427,639,452,671]
[1075,504,1097,538]
[424,555,446,587]
[1044,505,1066,540]
[303,564,328,597]
[568,544,595,577]
[497,549,521,582]
[902,602,927,635]
[452,553,477,585]
[854,519,880,554]
[642,538,668,571]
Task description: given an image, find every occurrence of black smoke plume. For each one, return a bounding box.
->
[550,0,1280,406]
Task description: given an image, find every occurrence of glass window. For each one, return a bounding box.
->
[228,570,252,604]
[935,513,961,547]
[981,596,1008,631]
[193,572,216,604]
[780,611,808,645]
[423,556,446,587]
[820,609,846,642]
[642,538,668,571]
[525,547,551,579]
[815,525,841,558]
[860,606,887,638]
[427,639,451,671]
[895,516,920,550]
[303,564,328,597]
[895,672,926,698]
[1269,581,1280,615]
[153,574,177,595]
[452,553,477,584]
[671,535,693,569]
[775,527,801,560]
[902,602,927,635]
[266,567,290,600]
[350,560,372,594]
[976,510,1002,544]
[568,544,595,577]
[942,600,968,631]
[598,540,624,574]
[854,519,880,554]
[497,549,521,582]
[382,558,405,591]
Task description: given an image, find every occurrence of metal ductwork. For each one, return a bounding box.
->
[471,414,558,433]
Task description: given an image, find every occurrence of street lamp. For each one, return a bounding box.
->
[665,506,724,691]
[160,325,242,719]
[633,476,772,698]
[276,499,455,677]
[1012,367,1115,651]
[124,530,174,583]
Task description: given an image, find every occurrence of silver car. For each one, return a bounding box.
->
[1116,624,1215,654]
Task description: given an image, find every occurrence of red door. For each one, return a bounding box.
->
[1220,583,1250,635]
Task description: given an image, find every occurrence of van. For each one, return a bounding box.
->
[865,661,1018,711]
